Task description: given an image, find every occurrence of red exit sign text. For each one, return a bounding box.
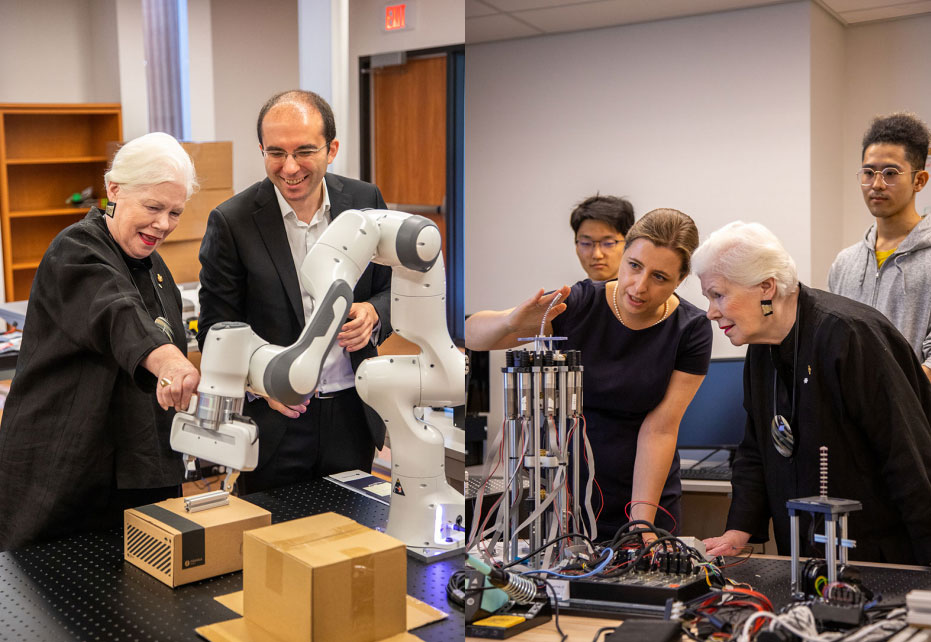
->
[385,4,406,31]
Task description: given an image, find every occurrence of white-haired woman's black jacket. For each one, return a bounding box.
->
[0,209,186,551]
[728,285,931,564]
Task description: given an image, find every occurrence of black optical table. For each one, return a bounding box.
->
[723,555,931,608]
[0,478,463,641]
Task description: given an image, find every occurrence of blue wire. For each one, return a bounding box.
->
[520,547,615,579]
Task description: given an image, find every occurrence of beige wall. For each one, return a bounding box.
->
[209,0,300,192]
[188,0,217,142]
[0,0,119,104]
[840,14,931,249]
[809,2,846,289]
[465,2,813,433]
[465,1,813,345]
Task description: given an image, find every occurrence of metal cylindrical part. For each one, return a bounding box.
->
[542,368,556,418]
[195,392,244,428]
[517,370,533,420]
[503,370,518,420]
[195,392,222,427]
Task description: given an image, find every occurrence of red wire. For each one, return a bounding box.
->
[472,420,508,557]
[623,499,678,535]
[724,586,773,612]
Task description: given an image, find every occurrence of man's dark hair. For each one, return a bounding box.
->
[861,112,930,171]
[256,90,337,146]
[569,194,635,236]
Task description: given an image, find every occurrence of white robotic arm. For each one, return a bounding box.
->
[170,211,378,498]
[171,210,465,553]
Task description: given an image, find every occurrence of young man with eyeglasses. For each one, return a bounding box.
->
[570,194,634,281]
[197,90,392,492]
[829,112,931,380]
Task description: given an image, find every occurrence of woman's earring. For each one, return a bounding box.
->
[761,299,774,316]
[104,201,116,218]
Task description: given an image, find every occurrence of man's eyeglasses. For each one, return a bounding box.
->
[857,167,920,187]
[262,146,329,163]
[575,239,623,253]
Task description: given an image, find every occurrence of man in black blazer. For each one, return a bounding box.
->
[198,90,392,493]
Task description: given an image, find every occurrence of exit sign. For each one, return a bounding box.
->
[385,4,405,30]
[383,2,416,32]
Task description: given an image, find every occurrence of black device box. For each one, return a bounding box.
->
[569,573,711,608]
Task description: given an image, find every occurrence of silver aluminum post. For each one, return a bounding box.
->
[825,518,838,584]
[790,509,800,597]
[530,363,543,566]
[501,360,514,563]
[555,360,567,550]
[839,514,849,565]
[516,356,534,564]
[571,358,583,531]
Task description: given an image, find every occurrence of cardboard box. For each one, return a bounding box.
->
[170,187,233,241]
[124,495,271,588]
[242,512,407,642]
[182,141,233,190]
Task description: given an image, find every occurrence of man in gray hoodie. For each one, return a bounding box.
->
[829,112,931,380]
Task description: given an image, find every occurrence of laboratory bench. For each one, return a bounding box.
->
[0,477,464,641]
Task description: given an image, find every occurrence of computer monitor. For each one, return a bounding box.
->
[677,357,747,450]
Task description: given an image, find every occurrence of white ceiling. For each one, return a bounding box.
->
[465,0,931,44]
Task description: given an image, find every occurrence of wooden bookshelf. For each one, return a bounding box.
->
[0,104,122,301]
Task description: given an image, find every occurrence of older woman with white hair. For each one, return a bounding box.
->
[0,132,201,551]
[695,221,931,565]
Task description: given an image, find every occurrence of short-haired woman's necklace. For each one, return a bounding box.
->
[770,303,801,458]
[612,282,670,328]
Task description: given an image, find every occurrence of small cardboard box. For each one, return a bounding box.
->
[242,512,407,642]
[124,495,271,588]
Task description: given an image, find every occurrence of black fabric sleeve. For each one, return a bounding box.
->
[725,356,773,542]
[197,207,247,351]
[827,316,931,564]
[549,281,591,337]
[43,230,168,383]
[674,313,713,376]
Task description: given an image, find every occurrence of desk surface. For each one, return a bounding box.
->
[466,555,931,640]
[0,478,463,641]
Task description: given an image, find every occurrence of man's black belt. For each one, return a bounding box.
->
[312,388,355,400]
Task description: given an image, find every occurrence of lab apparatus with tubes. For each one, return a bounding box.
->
[468,332,599,569]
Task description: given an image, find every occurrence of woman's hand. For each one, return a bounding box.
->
[143,344,200,411]
[465,285,572,351]
[504,286,572,336]
[703,529,752,557]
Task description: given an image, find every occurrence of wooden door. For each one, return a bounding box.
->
[371,55,447,355]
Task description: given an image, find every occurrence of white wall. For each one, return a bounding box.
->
[0,0,119,103]
[809,2,846,287]
[840,14,931,248]
[344,0,464,179]
[465,2,818,432]
[188,0,216,142]
[209,0,300,191]
[115,0,148,138]
[466,2,812,334]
